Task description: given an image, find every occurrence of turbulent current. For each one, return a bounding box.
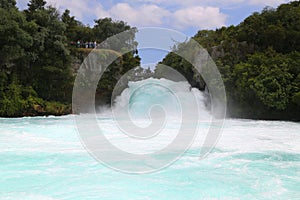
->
[0,78,300,199]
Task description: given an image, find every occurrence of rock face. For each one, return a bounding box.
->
[33,104,45,113]
[23,103,71,117]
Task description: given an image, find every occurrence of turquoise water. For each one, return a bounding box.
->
[1,117,300,199]
[1,79,300,199]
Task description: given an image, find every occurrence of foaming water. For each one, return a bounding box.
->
[1,79,300,199]
[103,78,211,155]
[112,78,210,120]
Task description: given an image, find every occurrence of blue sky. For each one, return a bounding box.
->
[16,0,291,65]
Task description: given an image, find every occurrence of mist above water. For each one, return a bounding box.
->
[112,78,211,121]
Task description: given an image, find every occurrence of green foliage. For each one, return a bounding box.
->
[0,83,26,116]
[26,0,46,13]
[0,0,140,117]
[160,1,300,120]
[94,18,130,42]
[236,3,300,53]
[292,92,300,106]
[62,9,80,42]
[234,50,294,110]
[0,6,32,69]
[95,51,141,105]
[0,0,16,9]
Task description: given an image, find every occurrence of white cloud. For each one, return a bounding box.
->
[106,3,170,26]
[248,0,290,6]
[173,7,226,29]
[28,0,226,30]
[17,0,291,31]
[47,0,93,20]
[44,0,170,27]
[96,3,225,29]
[94,4,110,19]
[127,0,289,7]
[16,0,90,17]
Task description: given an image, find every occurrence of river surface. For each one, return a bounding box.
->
[0,79,299,200]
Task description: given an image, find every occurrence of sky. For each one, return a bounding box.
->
[16,0,292,65]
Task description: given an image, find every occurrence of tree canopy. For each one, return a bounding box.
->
[0,0,140,117]
[160,1,300,120]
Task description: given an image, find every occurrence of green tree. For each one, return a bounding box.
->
[62,9,81,42]
[160,1,300,120]
[27,0,46,12]
[24,3,73,102]
[0,0,16,9]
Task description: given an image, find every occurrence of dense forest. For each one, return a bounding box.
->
[160,1,300,121]
[1,0,300,120]
[0,0,140,117]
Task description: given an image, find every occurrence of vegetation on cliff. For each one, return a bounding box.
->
[160,1,300,120]
[0,0,140,117]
